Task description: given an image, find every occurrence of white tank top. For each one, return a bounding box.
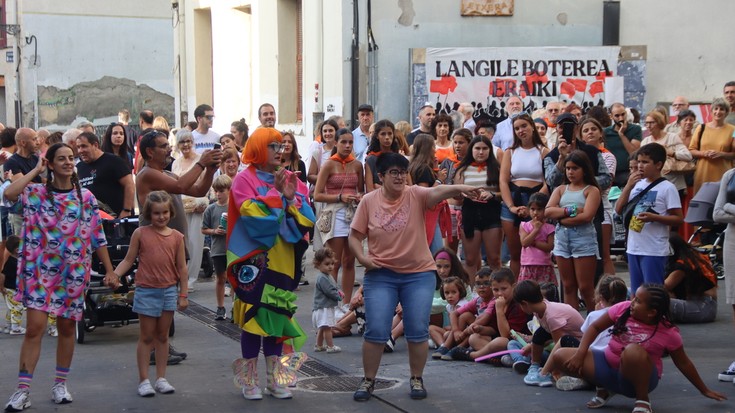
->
[510,146,544,182]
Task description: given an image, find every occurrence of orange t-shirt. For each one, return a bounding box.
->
[435,145,454,164]
[351,185,436,273]
[135,226,185,288]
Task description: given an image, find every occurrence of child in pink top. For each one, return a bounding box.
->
[519,193,556,285]
[546,284,726,413]
[115,191,188,398]
[512,280,584,387]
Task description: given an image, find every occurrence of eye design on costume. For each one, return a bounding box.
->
[237,265,260,285]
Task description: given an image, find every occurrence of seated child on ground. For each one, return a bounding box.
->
[445,268,530,362]
[512,279,584,387]
[439,267,494,359]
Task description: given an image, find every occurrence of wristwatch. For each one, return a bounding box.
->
[122,208,133,213]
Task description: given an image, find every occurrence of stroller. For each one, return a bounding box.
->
[685,182,726,280]
[76,217,140,343]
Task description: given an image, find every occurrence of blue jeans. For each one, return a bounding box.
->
[508,339,548,365]
[627,254,667,295]
[362,269,436,343]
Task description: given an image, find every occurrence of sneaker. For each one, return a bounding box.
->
[242,385,263,400]
[313,345,326,352]
[4,388,30,412]
[154,378,175,394]
[47,326,58,337]
[445,346,473,361]
[513,360,531,375]
[500,354,514,368]
[353,378,375,401]
[432,346,450,359]
[523,365,553,387]
[9,327,26,336]
[718,361,735,381]
[384,337,395,353]
[2,326,9,334]
[150,352,183,366]
[168,344,188,360]
[326,345,341,353]
[215,307,226,321]
[409,376,427,399]
[555,376,591,391]
[137,379,155,397]
[51,382,72,404]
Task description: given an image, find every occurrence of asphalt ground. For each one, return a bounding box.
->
[0,258,734,413]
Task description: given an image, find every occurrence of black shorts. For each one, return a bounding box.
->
[0,207,12,239]
[461,199,501,238]
[212,255,227,275]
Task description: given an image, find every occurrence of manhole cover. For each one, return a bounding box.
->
[296,376,400,393]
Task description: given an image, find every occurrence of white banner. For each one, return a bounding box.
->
[425,47,620,119]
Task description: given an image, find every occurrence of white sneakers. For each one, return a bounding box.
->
[4,388,30,412]
[137,378,175,397]
[51,383,73,404]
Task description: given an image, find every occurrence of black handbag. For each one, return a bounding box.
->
[621,177,666,230]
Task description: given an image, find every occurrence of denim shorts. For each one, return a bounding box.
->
[553,223,599,259]
[362,269,436,343]
[133,286,178,317]
[592,349,658,398]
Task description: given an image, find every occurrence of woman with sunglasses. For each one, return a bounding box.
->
[349,152,482,401]
[171,129,209,292]
[314,128,365,305]
[227,127,314,400]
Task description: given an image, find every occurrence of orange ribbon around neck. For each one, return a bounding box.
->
[367,150,383,157]
[330,153,355,167]
[471,161,487,172]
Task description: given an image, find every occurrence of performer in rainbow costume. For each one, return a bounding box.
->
[226,127,314,400]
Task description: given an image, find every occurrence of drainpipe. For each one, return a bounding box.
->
[350,0,359,129]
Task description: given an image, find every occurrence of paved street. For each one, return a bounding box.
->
[1,259,734,412]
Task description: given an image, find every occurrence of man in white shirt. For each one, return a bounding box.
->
[192,104,220,154]
[492,96,524,150]
[352,104,373,163]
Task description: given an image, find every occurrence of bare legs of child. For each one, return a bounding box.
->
[137,311,176,397]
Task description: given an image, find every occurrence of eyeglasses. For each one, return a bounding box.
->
[385,169,408,177]
[474,281,492,287]
[178,140,193,145]
[205,115,215,120]
[643,121,657,126]
[547,108,560,113]
[267,142,286,152]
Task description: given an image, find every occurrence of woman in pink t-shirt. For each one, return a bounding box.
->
[349,152,483,402]
[546,284,725,413]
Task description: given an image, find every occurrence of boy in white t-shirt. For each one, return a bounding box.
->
[615,144,682,293]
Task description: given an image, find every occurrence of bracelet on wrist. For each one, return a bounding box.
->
[196,162,206,170]
[178,294,188,298]
[337,193,342,202]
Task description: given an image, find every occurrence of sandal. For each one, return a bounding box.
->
[632,400,652,413]
[587,387,615,409]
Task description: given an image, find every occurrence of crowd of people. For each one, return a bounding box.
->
[1,81,735,411]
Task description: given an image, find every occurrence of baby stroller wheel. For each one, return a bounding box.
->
[76,321,85,344]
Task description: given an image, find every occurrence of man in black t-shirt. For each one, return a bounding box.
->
[4,128,41,235]
[75,132,135,218]
[4,128,40,182]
